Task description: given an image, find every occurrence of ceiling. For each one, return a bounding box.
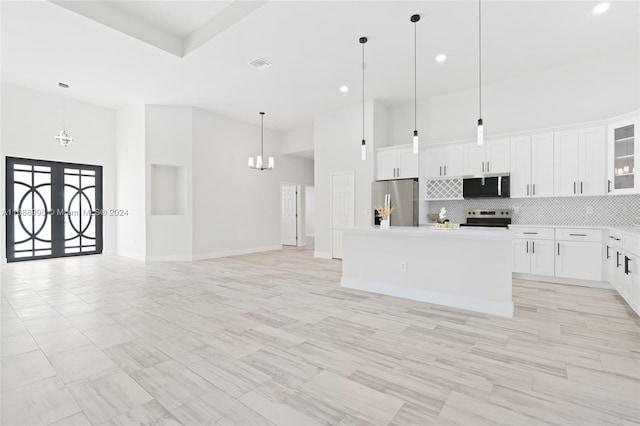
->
[1,1,638,133]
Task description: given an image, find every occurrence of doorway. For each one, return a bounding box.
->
[304,186,315,248]
[281,184,298,246]
[330,171,355,259]
[5,157,103,262]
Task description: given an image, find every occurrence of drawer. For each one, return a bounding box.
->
[555,228,603,242]
[624,232,640,257]
[511,227,554,240]
[606,230,624,248]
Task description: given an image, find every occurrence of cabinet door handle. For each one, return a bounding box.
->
[569,233,587,237]
[444,165,447,176]
[625,256,632,275]
[533,183,536,196]
[606,245,610,259]
[523,232,538,235]
[608,180,612,193]
[482,162,485,173]
[580,181,583,194]
[532,241,535,254]
[557,243,560,256]
[617,252,621,267]
[526,241,529,253]
[526,184,529,196]
[487,161,490,172]
[439,166,442,176]
[397,168,400,177]
[573,182,576,194]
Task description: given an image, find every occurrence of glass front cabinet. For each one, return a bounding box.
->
[608,117,639,194]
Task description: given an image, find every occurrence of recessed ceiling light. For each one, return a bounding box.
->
[339,85,349,93]
[592,2,610,14]
[435,54,447,63]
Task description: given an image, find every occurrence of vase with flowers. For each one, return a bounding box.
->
[375,194,395,230]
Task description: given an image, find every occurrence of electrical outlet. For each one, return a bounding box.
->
[400,261,407,272]
[586,205,593,215]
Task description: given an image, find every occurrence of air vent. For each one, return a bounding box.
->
[248,57,272,71]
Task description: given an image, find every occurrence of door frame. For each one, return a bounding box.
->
[329,171,355,259]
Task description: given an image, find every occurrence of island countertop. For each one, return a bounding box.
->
[342,226,514,241]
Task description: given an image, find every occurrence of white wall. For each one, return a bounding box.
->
[313,100,387,258]
[145,105,193,260]
[388,49,640,146]
[191,108,313,259]
[1,84,117,260]
[115,104,146,260]
[282,125,314,156]
[305,186,315,237]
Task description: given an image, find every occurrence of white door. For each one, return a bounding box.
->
[510,136,531,198]
[444,145,464,177]
[554,130,580,197]
[556,241,602,281]
[579,126,607,196]
[531,133,554,198]
[512,239,531,273]
[331,172,355,259]
[375,150,397,180]
[424,147,444,178]
[397,147,419,178]
[530,239,555,276]
[463,143,486,175]
[281,184,297,246]
[485,139,510,173]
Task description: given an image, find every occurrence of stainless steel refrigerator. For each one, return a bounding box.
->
[372,179,419,226]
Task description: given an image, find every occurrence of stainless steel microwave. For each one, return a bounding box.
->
[463,174,510,198]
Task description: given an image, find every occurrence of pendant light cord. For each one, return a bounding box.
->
[414,18,417,131]
[479,0,482,118]
[362,40,365,142]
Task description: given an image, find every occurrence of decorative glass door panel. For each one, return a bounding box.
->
[613,124,635,191]
[5,157,102,262]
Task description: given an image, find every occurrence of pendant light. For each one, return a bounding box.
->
[411,14,420,154]
[55,82,73,147]
[477,0,484,145]
[248,112,274,170]
[359,36,368,161]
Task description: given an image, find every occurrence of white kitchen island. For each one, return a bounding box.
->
[341,226,514,317]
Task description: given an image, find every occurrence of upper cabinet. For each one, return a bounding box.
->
[462,138,510,176]
[608,117,639,194]
[424,145,463,178]
[376,145,419,180]
[510,133,554,198]
[554,126,606,196]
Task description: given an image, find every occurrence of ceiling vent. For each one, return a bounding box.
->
[248,57,272,71]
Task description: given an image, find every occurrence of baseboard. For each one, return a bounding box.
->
[341,277,514,318]
[313,251,332,259]
[115,251,146,261]
[145,254,194,262]
[513,273,611,289]
[102,249,117,256]
[192,245,282,261]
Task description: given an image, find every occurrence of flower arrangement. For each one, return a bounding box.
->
[374,204,396,220]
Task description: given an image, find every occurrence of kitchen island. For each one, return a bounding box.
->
[341,226,514,317]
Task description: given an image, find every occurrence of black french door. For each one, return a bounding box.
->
[5,157,103,262]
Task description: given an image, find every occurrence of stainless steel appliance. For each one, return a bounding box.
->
[460,209,512,228]
[372,179,419,226]
[463,174,510,198]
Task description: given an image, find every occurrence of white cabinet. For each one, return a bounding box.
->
[463,139,510,175]
[607,117,639,194]
[555,229,603,281]
[376,145,418,180]
[512,227,555,276]
[424,145,463,178]
[510,133,554,198]
[554,127,606,196]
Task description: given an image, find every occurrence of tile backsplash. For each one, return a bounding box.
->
[428,194,640,226]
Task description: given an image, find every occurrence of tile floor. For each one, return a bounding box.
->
[1,247,639,425]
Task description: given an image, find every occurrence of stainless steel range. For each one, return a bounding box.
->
[460,209,512,228]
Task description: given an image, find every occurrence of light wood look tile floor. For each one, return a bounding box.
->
[1,247,639,425]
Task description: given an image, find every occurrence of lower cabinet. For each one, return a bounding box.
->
[556,240,603,281]
[513,238,554,276]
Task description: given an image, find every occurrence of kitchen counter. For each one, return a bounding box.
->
[509,224,640,235]
[340,226,514,317]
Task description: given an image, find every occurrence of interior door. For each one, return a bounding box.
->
[331,171,355,259]
[281,184,297,246]
[5,157,103,262]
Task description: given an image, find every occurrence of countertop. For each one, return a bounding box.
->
[509,224,640,235]
[342,226,514,241]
